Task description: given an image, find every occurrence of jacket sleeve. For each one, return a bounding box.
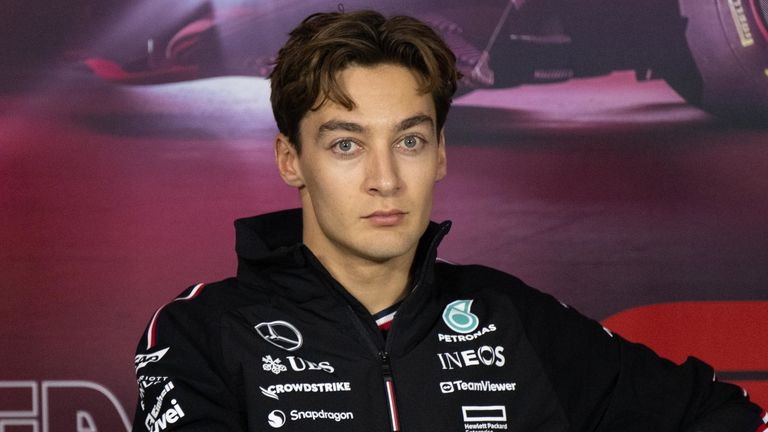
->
[509,279,766,432]
[132,284,246,431]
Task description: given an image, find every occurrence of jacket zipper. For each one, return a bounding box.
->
[378,351,400,431]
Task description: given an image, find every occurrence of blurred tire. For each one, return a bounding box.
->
[667,0,768,122]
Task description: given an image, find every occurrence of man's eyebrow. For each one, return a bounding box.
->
[397,114,434,131]
[318,120,364,135]
[316,114,435,137]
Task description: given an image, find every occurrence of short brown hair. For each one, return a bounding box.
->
[269,10,460,152]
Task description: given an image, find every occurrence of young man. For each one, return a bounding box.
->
[132,10,767,432]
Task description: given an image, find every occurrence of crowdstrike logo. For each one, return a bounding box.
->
[268,410,286,428]
[443,300,479,334]
[259,382,351,400]
[255,320,303,351]
[134,347,170,372]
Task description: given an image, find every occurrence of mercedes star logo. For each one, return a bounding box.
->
[255,320,303,351]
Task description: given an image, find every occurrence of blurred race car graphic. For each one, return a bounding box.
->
[82,0,768,122]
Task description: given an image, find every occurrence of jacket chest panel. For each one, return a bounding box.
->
[381,295,570,432]
[226,307,390,431]
[392,329,569,432]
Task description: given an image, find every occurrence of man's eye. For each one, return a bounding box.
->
[334,140,357,153]
[400,135,422,150]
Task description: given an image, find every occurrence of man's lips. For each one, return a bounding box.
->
[363,210,407,226]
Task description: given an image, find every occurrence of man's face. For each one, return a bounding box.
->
[276,64,447,266]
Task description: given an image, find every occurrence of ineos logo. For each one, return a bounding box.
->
[255,321,303,351]
[437,346,506,370]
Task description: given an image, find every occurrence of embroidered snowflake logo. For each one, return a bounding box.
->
[262,355,287,375]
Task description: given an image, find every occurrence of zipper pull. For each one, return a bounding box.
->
[378,351,400,431]
[379,351,392,376]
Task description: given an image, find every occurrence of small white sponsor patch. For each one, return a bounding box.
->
[137,376,169,409]
[145,396,185,432]
[135,347,170,372]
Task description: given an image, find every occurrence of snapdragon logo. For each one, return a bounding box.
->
[266,409,353,428]
[291,409,354,422]
[268,410,286,428]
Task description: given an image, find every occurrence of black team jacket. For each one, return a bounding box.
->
[133,209,767,432]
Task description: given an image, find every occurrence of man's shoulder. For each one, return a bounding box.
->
[435,260,527,290]
[146,276,266,326]
[135,277,266,355]
[434,261,525,296]
[434,260,562,308]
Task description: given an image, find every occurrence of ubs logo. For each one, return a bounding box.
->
[255,320,303,351]
[263,355,335,375]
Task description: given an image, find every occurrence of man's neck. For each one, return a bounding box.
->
[309,245,416,315]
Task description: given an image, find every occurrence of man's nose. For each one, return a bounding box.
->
[364,146,402,196]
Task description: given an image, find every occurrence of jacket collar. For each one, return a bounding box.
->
[233,208,452,354]
[234,208,450,286]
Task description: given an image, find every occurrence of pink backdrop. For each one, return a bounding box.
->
[2,2,767,430]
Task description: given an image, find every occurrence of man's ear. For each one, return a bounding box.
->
[436,128,447,181]
[275,134,304,188]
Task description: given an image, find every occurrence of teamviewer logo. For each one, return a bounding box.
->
[439,381,455,393]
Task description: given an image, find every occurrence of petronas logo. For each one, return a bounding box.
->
[442,300,479,334]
